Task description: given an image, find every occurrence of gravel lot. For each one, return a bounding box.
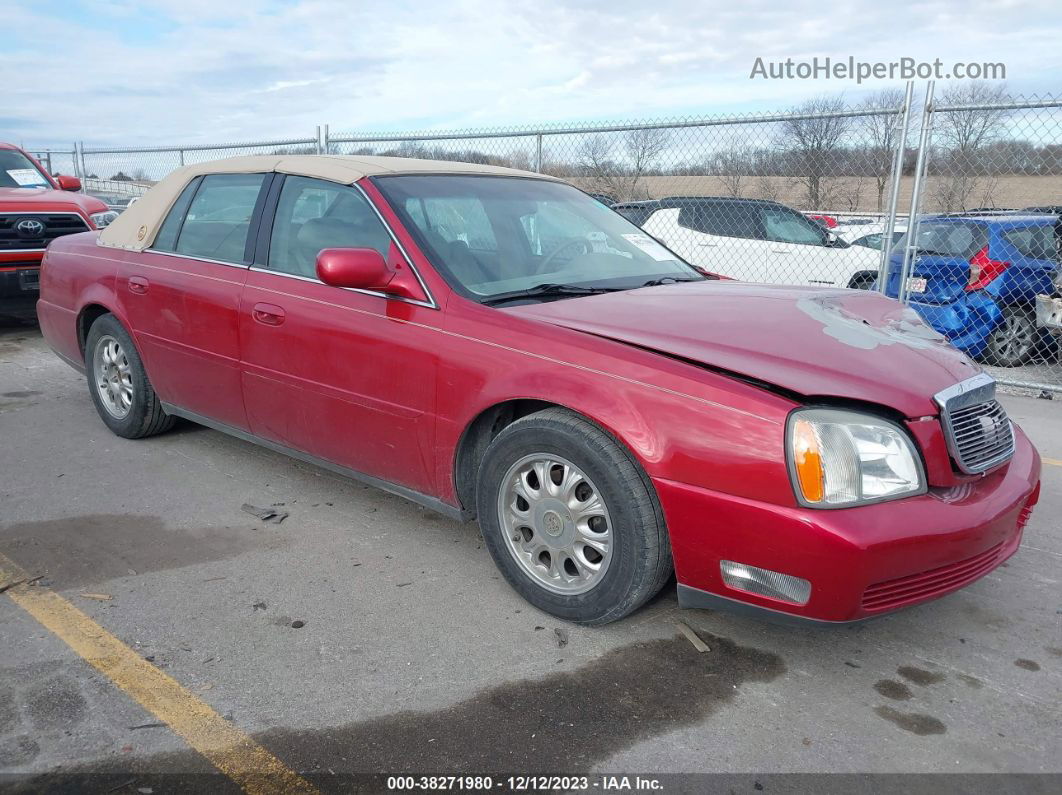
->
[0,322,1060,790]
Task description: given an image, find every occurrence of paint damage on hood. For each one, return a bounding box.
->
[504,280,981,418]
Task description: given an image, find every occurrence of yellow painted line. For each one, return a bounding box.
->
[0,553,315,795]
[1043,457,1062,468]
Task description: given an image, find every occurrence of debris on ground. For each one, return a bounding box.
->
[0,575,43,593]
[241,503,289,524]
[79,592,113,601]
[252,601,267,612]
[554,627,569,648]
[128,722,167,730]
[676,621,711,653]
[290,620,305,629]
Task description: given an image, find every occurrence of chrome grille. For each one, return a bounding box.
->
[934,374,1015,475]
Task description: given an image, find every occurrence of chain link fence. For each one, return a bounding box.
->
[26,84,1062,393]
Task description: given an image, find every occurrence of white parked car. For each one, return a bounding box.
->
[835,221,907,251]
[642,198,883,289]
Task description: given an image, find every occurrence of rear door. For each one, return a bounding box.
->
[238,176,439,494]
[118,173,271,429]
[760,205,840,286]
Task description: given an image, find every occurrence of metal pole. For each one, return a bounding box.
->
[72,143,81,179]
[534,133,543,173]
[315,125,322,155]
[877,81,914,293]
[897,81,935,305]
[323,124,330,155]
[79,141,88,183]
[179,149,185,167]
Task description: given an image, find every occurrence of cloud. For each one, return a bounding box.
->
[5,0,1061,148]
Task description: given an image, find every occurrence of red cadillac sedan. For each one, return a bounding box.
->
[37,155,1041,625]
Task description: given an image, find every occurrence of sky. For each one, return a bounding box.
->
[5,0,1062,148]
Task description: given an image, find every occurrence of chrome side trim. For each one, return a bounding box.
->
[142,248,251,270]
[159,402,470,522]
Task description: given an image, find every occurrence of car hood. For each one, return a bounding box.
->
[0,187,108,215]
[503,281,982,418]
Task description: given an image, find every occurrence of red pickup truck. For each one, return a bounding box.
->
[1,142,116,321]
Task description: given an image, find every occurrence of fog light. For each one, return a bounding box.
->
[720,560,811,605]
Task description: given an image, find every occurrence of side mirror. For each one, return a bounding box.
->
[56,175,82,192]
[316,248,393,290]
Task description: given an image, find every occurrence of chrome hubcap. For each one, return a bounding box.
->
[93,335,134,419]
[498,454,612,595]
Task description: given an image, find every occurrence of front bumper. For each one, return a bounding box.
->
[0,260,42,318]
[1036,293,1062,339]
[657,426,1040,623]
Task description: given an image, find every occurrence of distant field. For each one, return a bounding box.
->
[568,174,1062,213]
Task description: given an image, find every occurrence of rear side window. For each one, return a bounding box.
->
[893,222,988,259]
[152,178,201,252]
[1003,226,1057,260]
[268,176,392,279]
[678,203,760,239]
[174,174,267,263]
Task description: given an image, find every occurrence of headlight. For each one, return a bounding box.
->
[90,210,119,229]
[787,408,925,507]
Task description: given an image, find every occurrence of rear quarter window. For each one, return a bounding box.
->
[1002,225,1058,260]
[899,222,988,258]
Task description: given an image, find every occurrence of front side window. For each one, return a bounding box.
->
[761,208,825,246]
[0,150,52,189]
[376,175,702,300]
[268,176,391,279]
[173,174,266,263]
[679,203,760,239]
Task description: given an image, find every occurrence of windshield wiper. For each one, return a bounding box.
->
[483,283,623,306]
[640,276,704,287]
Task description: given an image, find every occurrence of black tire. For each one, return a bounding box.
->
[848,272,877,290]
[476,407,672,625]
[84,313,176,439]
[980,307,1037,367]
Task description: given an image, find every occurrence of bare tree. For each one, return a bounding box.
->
[624,127,669,199]
[859,88,906,212]
[780,95,851,209]
[577,128,669,201]
[713,146,752,197]
[931,82,1010,211]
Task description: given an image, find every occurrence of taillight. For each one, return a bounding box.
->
[966,246,1010,290]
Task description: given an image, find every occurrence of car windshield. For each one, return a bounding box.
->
[0,150,52,189]
[890,221,988,259]
[374,175,703,300]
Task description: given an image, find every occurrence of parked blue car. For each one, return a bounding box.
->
[883,214,1061,366]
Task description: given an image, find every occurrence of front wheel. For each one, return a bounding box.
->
[980,307,1037,367]
[476,408,672,625]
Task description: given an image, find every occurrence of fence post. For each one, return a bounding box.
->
[78,141,88,183]
[877,81,915,293]
[897,81,936,305]
[72,143,81,179]
[534,133,543,173]
[315,126,322,155]
[323,124,330,155]
[179,149,185,167]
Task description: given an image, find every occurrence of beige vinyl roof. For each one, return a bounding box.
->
[97,154,561,251]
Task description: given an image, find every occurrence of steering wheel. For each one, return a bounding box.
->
[537,238,592,273]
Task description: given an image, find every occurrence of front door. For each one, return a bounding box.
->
[238,175,439,494]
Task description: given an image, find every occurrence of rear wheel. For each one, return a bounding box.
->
[476,407,672,625]
[848,272,877,290]
[85,314,176,438]
[981,307,1037,367]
